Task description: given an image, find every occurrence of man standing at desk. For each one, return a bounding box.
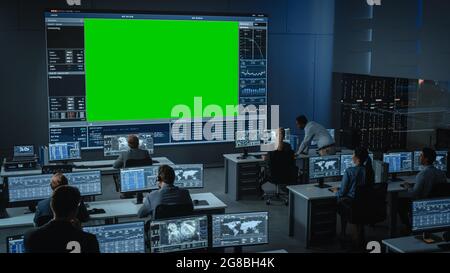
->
[295,115,335,156]
[113,134,152,169]
[398,148,447,232]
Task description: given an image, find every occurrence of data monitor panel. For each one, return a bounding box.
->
[150,215,209,253]
[104,133,154,157]
[412,198,450,233]
[340,153,374,175]
[413,151,448,172]
[172,164,204,189]
[383,152,413,174]
[45,10,268,149]
[6,235,25,254]
[212,211,269,248]
[120,167,159,193]
[13,145,35,158]
[83,221,146,253]
[309,155,341,179]
[49,142,81,162]
[236,130,260,148]
[7,171,102,205]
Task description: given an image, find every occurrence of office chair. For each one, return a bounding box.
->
[339,183,388,249]
[153,203,194,220]
[260,149,298,206]
[35,215,53,227]
[429,182,450,198]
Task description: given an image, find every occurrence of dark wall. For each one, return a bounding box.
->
[0,0,335,163]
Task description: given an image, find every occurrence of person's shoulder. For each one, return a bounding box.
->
[37,197,51,207]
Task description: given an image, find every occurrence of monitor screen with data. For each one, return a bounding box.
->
[383,152,413,173]
[83,222,146,253]
[7,171,102,204]
[46,10,268,149]
[6,235,25,254]
[103,133,154,156]
[309,155,341,179]
[212,211,268,248]
[49,142,81,162]
[412,198,450,233]
[150,215,209,253]
[413,150,448,172]
[120,167,159,193]
[340,153,374,175]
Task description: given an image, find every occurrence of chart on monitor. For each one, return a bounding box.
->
[45,10,268,149]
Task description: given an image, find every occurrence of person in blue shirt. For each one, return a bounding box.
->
[397,147,447,233]
[331,147,374,244]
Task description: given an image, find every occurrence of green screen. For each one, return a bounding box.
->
[84,19,239,122]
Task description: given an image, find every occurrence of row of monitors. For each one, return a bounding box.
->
[7,211,269,254]
[44,134,155,162]
[120,164,203,193]
[309,151,448,179]
[4,164,203,206]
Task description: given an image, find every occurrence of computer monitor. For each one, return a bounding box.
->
[212,211,268,248]
[309,155,341,179]
[103,133,154,157]
[236,130,260,159]
[49,142,81,162]
[83,221,146,253]
[13,145,35,158]
[120,166,159,193]
[260,128,291,152]
[413,151,448,172]
[7,171,102,206]
[172,164,204,189]
[340,153,374,175]
[150,215,209,253]
[383,152,413,178]
[412,198,450,234]
[6,235,25,253]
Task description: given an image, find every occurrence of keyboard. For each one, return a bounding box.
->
[76,164,113,169]
[437,243,450,251]
[88,208,106,215]
[400,183,416,189]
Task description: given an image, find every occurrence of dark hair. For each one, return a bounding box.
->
[50,173,68,190]
[422,147,437,164]
[158,165,175,185]
[51,186,81,219]
[354,147,374,185]
[296,115,308,125]
[277,128,286,151]
[128,134,140,149]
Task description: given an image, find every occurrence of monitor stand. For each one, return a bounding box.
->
[134,192,144,205]
[0,207,9,219]
[389,174,404,182]
[415,232,443,244]
[315,178,332,189]
[237,148,249,160]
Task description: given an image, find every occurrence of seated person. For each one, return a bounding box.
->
[24,186,100,253]
[331,147,374,244]
[398,147,448,231]
[34,172,89,227]
[113,134,152,169]
[138,165,193,218]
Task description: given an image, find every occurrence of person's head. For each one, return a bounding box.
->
[50,185,81,220]
[157,165,176,188]
[50,172,69,191]
[296,115,308,130]
[420,147,436,166]
[127,134,140,149]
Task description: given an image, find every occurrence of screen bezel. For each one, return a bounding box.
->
[309,155,341,179]
[411,198,450,234]
[382,152,413,174]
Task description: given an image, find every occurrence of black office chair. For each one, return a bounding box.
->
[35,215,53,227]
[339,183,388,248]
[153,203,194,220]
[260,148,299,206]
[429,182,450,198]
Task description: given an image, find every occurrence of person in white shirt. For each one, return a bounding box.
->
[296,115,336,156]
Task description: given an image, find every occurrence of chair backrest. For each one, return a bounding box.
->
[268,148,298,185]
[125,158,153,168]
[351,183,388,225]
[153,203,194,220]
[429,182,450,198]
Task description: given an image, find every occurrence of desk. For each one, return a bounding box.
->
[287,179,417,248]
[0,157,174,182]
[0,192,227,230]
[382,233,448,253]
[223,153,266,201]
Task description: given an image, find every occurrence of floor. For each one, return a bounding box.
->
[0,167,396,253]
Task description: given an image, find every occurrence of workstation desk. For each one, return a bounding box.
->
[382,233,449,253]
[0,157,174,180]
[286,176,441,248]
